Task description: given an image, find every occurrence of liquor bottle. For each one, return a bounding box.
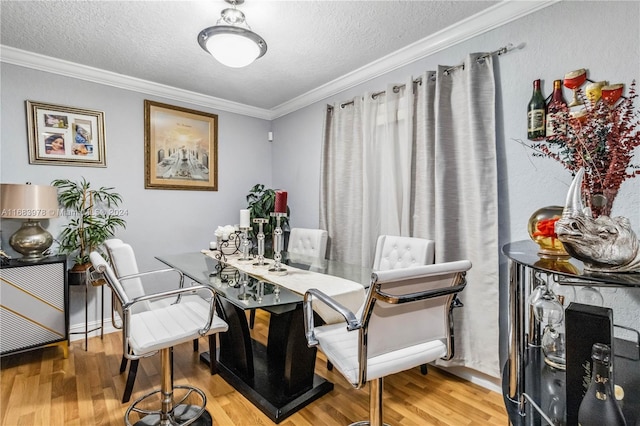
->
[577,343,627,426]
[527,79,546,140]
[546,80,568,138]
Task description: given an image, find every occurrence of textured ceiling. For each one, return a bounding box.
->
[1,1,499,111]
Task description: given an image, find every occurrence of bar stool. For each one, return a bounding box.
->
[89,251,228,426]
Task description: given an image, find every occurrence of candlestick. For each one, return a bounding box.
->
[274,190,288,214]
[238,227,253,261]
[252,218,270,266]
[240,209,250,228]
[269,212,287,275]
[237,272,251,300]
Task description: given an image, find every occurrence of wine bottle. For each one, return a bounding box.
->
[546,79,568,138]
[577,343,627,426]
[527,79,546,140]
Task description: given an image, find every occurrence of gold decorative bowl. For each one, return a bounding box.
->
[528,206,569,258]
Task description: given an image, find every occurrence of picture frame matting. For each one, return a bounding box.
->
[26,100,106,167]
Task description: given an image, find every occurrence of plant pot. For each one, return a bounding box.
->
[68,262,92,286]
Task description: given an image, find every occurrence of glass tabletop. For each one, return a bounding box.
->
[155,252,371,311]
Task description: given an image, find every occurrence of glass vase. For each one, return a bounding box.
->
[528,206,569,257]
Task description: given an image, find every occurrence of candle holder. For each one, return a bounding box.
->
[238,226,253,262]
[257,280,264,303]
[237,272,251,300]
[273,284,281,302]
[252,218,270,266]
[213,231,242,262]
[268,212,287,275]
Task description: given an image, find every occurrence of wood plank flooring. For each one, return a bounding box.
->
[1,310,508,425]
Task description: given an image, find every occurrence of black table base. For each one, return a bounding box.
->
[202,296,333,423]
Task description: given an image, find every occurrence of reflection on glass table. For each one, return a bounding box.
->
[155,251,370,424]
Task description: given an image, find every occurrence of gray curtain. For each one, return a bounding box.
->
[321,54,499,377]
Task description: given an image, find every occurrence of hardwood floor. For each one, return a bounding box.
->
[1,310,508,425]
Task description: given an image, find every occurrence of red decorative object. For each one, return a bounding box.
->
[274,190,288,214]
[528,206,568,257]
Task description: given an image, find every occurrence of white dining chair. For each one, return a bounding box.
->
[288,227,328,259]
[372,234,435,271]
[90,251,228,426]
[104,238,223,402]
[249,228,328,329]
[303,260,471,426]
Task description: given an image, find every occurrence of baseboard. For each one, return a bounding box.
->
[69,319,119,342]
[435,365,502,394]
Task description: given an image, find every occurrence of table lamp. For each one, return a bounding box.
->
[0,182,59,261]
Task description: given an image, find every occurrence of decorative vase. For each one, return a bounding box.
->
[528,206,569,257]
[556,168,640,273]
[585,188,618,218]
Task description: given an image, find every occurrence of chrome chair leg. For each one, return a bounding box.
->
[350,378,389,426]
[125,347,211,426]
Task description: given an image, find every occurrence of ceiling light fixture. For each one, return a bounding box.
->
[198,0,267,68]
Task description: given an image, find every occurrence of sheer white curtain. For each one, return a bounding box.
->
[321,78,413,267]
[321,53,499,377]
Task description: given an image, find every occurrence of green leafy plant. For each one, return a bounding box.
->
[246,183,289,238]
[52,178,126,267]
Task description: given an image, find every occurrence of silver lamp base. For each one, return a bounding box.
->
[9,220,53,262]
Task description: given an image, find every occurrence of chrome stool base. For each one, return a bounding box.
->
[125,385,210,426]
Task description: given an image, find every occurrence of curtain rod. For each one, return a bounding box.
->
[331,42,524,110]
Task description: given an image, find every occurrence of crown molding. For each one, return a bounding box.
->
[1,0,558,121]
[0,46,273,120]
[270,0,560,119]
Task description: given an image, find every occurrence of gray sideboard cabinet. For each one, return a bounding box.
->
[0,255,69,358]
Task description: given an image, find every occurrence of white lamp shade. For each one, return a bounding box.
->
[205,33,261,68]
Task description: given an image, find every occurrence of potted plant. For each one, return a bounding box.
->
[52,178,126,284]
[246,183,290,246]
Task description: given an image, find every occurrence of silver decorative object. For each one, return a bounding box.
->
[252,218,270,266]
[238,226,253,261]
[556,168,640,273]
[268,212,287,275]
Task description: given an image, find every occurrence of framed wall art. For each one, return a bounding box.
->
[144,100,218,191]
[26,100,107,167]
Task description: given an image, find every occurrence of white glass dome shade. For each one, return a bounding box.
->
[198,4,267,68]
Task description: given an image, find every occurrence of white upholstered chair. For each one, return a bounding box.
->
[303,260,471,426]
[372,235,435,271]
[287,227,328,259]
[103,238,222,403]
[359,235,436,375]
[248,228,328,329]
[90,251,228,426]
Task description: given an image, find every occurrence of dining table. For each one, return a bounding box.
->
[155,250,370,424]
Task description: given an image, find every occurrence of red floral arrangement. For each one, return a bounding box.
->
[533,217,560,240]
[526,80,640,217]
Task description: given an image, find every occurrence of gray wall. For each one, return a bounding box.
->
[270,0,640,371]
[1,66,272,326]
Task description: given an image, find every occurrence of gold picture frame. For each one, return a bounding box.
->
[144,100,218,191]
[26,100,106,167]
